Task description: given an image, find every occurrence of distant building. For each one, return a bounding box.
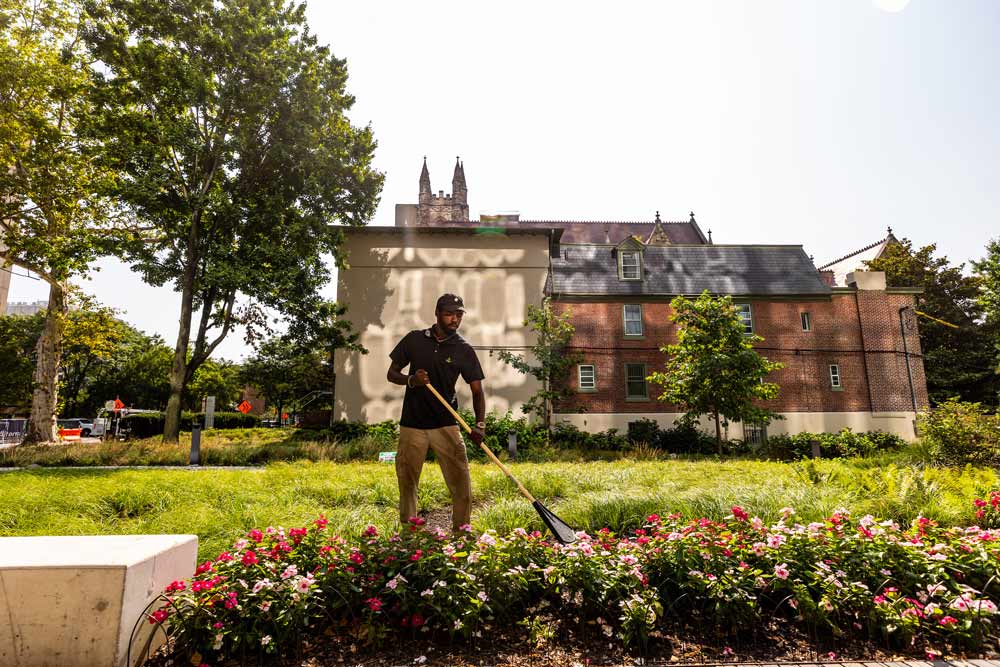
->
[337,158,929,440]
[5,300,47,317]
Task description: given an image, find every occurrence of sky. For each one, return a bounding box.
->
[8,0,1000,361]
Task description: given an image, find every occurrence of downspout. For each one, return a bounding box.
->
[898,306,917,411]
[853,291,876,413]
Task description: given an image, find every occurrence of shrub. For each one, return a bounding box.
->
[919,399,1000,466]
[759,429,906,461]
[118,411,260,438]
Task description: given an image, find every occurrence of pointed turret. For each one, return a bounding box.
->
[419,156,431,205]
[646,211,672,246]
[452,156,467,205]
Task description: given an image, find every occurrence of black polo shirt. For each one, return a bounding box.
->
[389,328,485,429]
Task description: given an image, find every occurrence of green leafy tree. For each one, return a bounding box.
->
[497,298,581,434]
[59,300,128,416]
[0,0,121,442]
[868,239,999,407]
[648,291,783,453]
[240,336,326,423]
[972,238,1000,396]
[0,312,44,413]
[186,360,244,412]
[85,329,173,413]
[82,0,383,441]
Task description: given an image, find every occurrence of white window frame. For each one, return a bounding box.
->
[735,303,753,335]
[623,304,643,337]
[578,364,596,391]
[829,364,841,388]
[801,312,811,332]
[619,250,642,281]
[624,363,648,400]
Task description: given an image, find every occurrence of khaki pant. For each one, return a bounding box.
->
[396,425,471,531]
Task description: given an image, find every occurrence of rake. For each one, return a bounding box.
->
[424,383,577,545]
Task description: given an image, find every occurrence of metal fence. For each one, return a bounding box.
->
[0,419,27,446]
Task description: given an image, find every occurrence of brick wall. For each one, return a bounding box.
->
[554,289,928,417]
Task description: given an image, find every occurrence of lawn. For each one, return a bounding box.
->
[1,456,996,561]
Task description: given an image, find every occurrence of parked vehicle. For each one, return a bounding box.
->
[91,408,161,439]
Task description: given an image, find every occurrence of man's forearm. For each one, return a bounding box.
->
[387,368,410,386]
[473,391,486,425]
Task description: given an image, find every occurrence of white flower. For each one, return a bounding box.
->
[233,539,248,551]
[261,635,272,646]
[296,576,313,594]
[454,619,464,630]
[414,657,427,664]
[260,601,271,612]
[252,579,271,593]
[213,634,223,651]
[421,589,434,597]
[477,533,497,547]
[281,564,298,580]
[477,591,488,602]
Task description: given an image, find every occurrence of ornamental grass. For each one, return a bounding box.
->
[153,494,1000,665]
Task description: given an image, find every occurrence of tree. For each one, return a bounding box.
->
[83,0,383,442]
[58,299,127,416]
[867,239,999,407]
[0,0,121,442]
[648,291,783,453]
[0,312,43,413]
[240,336,326,423]
[972,238,1000,396]
[497,298,581,434]
[186,360,244,412]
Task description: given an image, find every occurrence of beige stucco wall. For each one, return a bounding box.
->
[555,410,919,441]
[335,229,549,423]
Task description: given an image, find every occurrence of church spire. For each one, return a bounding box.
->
[419,156,431,205]
[452,156,467,205]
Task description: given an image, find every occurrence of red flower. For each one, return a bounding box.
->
[314,515,329,530]
[248,529,264,543]
[148,609,169,624]
[213,622,224,629]
[365,597,382,612]
[349,551,364,565]
[216,552,233,562]
[363,525,379,537]
[407,517,426,526]
[195,561,213,575]
[164,580,186,593]
[939,615,959,626]
[646,514,661,524]
[411,549,424,562]
[410,613,425,628]
[731,506,749,522]
[241,550,259,566]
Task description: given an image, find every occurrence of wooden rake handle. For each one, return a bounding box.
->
[423,382,536,503]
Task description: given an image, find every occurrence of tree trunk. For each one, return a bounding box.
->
[714,410,722,456]
[24,282,67,445]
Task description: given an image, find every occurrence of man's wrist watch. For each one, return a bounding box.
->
[407,375,416,388]
[475,421,485,430]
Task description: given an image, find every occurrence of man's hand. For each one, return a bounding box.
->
[469,427,485,446]
[408,369,430,387]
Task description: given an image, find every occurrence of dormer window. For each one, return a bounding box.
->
[619,250,642,280]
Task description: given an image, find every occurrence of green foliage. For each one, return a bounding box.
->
[868,239,1000,407]
[456,409,549,460]
[0,312,43,411]
[121,411,260,438]
[972,238,1000,394]
[648,291,784,449]
[760,429,907,461]
[918,399,1000,466]
[625,418,718,455]
[81,0,383,439]
[186,360,244,412]
[240,336,329,417]
[497,298,582,431]
[549,422,629,452]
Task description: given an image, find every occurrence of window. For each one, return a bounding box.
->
[619,250,642,280]
[829,364,841,388]
[800,312,811,331]
[625,363,648,400]
[623,304,643,337]
[578,364,596,391]
[744,421,768,447]
[735,303,753,334]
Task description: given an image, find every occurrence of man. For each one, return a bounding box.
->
[387,293,486,532]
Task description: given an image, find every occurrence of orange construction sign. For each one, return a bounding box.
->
[237,400,252,415]
[113,398,125,410]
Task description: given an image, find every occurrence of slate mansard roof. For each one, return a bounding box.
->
[550,244,832,297]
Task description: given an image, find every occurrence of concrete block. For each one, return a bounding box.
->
[0,534,198,667]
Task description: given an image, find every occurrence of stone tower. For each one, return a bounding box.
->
[415,157,470,225]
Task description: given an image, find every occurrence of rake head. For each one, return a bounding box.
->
[532,500,577,545]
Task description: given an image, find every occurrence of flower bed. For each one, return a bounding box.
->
[154,496,1000,665]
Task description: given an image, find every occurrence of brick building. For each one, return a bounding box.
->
[336,159,929,440]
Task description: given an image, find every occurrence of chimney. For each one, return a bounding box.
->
[818,270,835,287]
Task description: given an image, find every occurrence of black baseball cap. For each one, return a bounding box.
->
[436,293,465,312]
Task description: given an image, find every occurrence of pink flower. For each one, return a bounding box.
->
[213,621,224,629]
[365,597,382,612]
[939,615,959,626]
[646,514,660,524]
[314,515,329,530]
[773,563,790,580]
[407,517,426,526]
[196,561,213,575]
[731,506,748,522]
[349,551,364,565]
[241,550,259,566]
[363,525,379,537]
[216,552,233,562]
[248,529,264,543]
[164,580,186,592]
